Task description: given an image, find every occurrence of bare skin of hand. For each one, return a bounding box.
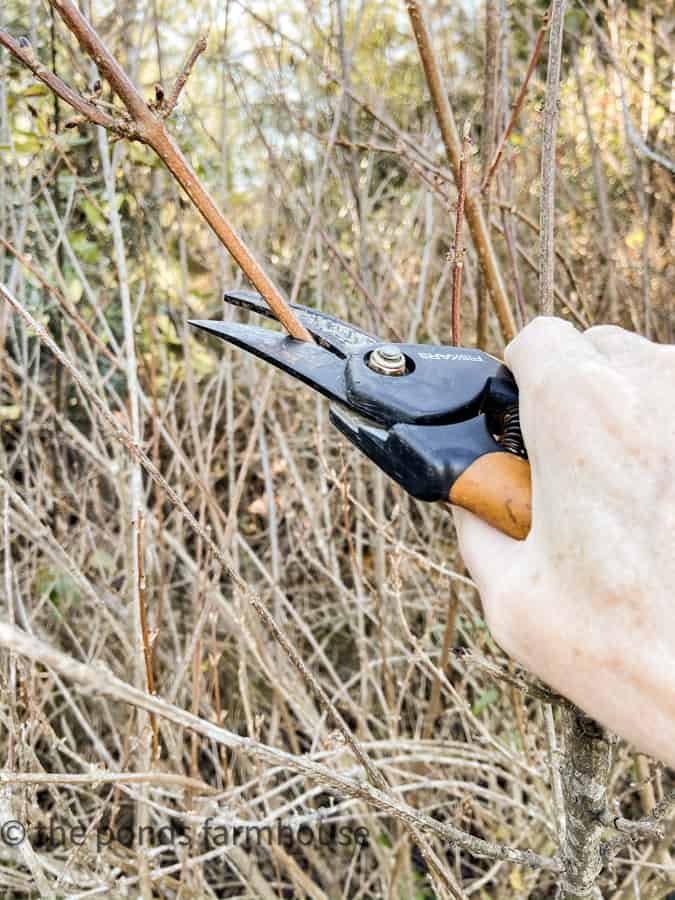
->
[454,317,675,766]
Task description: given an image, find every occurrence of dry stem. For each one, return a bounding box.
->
[0,620,563,873]
[481,8,550,194]
[406,0,516,343]
[538,0,567,315]
[450,123,471,346]
[136,514,158,759]
[0,3,311,341]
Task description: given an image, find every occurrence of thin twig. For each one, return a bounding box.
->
[538,0,567,315]
[0,770,217,793]
[601,789,675,847]
[481,9,550,194]
[477,0,500,346]
[161,35,208,117]
[406,0,516,342]
[136,514,158,759]
[423,590,458,739]
[2,2,311,341]
[0,236,120,368]
[458,649,563,705]
[0,31,124,132]
[451,122,471,345]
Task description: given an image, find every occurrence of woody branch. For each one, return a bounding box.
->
[0,0,311,341]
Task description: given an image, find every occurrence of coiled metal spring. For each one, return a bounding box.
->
[501,405,527,459]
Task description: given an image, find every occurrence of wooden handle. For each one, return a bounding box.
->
[448,452,531,540]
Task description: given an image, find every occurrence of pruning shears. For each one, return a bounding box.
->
[190,291,532,540]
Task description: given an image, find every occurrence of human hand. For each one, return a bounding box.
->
[454,317,675,765]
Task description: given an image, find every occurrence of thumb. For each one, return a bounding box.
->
[453,507,520,598]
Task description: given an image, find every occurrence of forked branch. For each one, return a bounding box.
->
[0,2,311,341]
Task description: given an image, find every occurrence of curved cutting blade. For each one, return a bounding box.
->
[189,319,350,406]
[223,289,377,357]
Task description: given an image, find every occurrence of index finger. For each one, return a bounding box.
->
[505,317,600,396]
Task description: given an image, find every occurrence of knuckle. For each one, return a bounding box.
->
[522,316,570,340]
[520,362,619,451]
[506,318,552,362]
[506,318,582,377]
[585,324,626,341]
[586,325,653,362]
[527,316,578,344]
[538,360,607,403]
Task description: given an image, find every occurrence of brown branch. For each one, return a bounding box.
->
[2,2,311,341]
[0,281,382,794]
[0,30,125,133]
[50,0,156,124]
[481,9,550,194]
[161,35,208,117]
[136,514,158,760]
[0,619,563,872]
[49,0,310,340]
[451,123,471,346]
[406,0,516,343]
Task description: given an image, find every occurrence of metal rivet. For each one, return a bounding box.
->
[368,345,406,376]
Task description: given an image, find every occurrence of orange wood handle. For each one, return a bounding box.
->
[448,452,531,540]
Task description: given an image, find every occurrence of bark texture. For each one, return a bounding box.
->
[559,707,612,898]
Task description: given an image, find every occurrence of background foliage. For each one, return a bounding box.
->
[1,0,673,896]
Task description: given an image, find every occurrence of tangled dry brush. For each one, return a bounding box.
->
[0,0,673,896]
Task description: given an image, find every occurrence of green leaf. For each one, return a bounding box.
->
[21,84,50,98]
[13,134,42,153]
[472,687,499,716]
[70,231,100,264]
[66,278,84,303]
[82,198,105,230]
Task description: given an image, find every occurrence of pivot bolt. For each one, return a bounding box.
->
[368,345,406,376]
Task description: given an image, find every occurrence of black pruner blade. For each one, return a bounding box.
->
[221,289,378,357]
[188,319,351,408]
[189,290,378,407]
[189,291,526,517]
